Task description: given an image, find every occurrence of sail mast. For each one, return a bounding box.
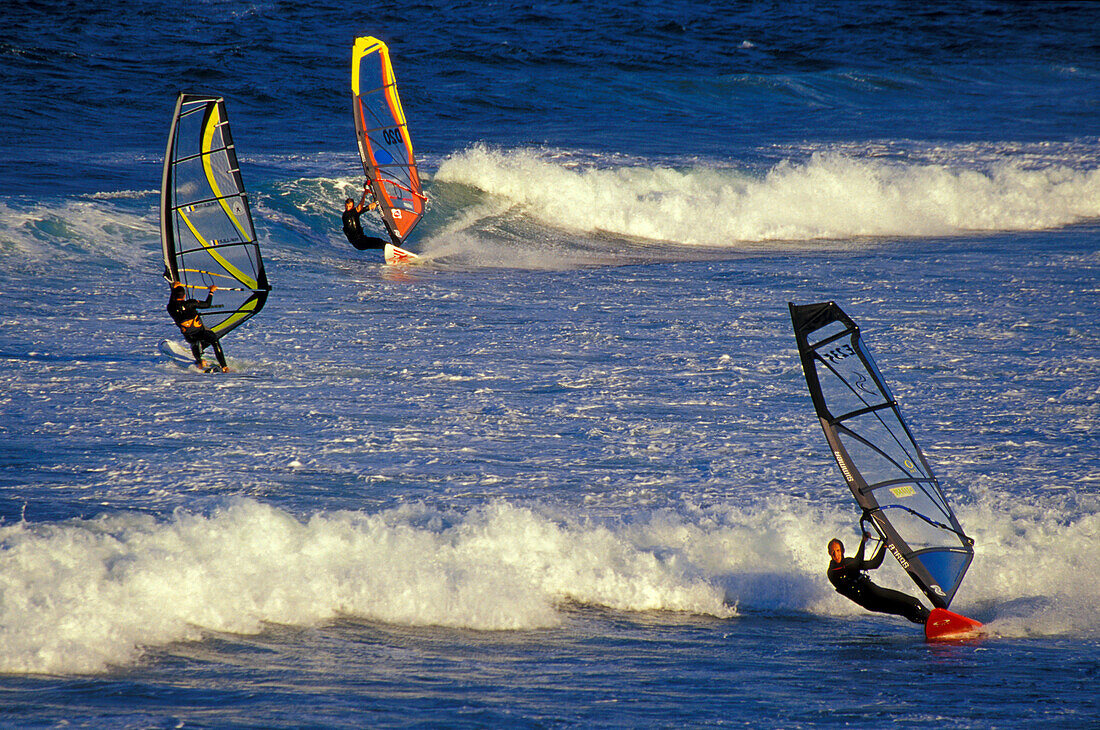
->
[160,93,185,282]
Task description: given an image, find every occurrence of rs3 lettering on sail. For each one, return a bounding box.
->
[820,344,856,364]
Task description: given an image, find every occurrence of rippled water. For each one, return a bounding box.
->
[2,0,1099,726]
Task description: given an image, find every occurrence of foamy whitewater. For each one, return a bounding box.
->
[4,489,1098,675]
[434,145,1100,246]
[2,0,1099,726]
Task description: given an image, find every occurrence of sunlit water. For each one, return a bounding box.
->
[2,0,1099,726]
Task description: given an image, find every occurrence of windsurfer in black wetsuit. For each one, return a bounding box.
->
[167,282,229,372]
[342,187,390,251]
[827,522,930,624]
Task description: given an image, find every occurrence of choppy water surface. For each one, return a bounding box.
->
[1,1,1098,726]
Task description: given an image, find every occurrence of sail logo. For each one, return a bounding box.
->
[833,450,854,483]
[853,373,876,396]
[890,486,916,498]
[931,584,946,597]
[888,542,910,569]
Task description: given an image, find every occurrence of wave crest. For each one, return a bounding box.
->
[434,145,1100,246]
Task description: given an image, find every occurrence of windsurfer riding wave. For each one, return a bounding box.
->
[827,516,931,624]
[342,186,391,251]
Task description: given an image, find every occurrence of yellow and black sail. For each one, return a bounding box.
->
[161,93,270,336]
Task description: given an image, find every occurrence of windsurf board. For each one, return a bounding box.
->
[158,339,220,372]
[384,243,421,265]
[925,608,985,642]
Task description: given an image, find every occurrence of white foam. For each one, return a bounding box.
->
[0,199,156,264]
[434,145,1100,246]
[86,189,158,200]
[2,487,1096,674]
[0,499,732,674]
[955,489,1100,639]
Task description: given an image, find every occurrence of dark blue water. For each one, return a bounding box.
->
[2,1,1099,726]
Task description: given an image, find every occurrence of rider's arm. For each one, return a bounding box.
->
[864,537,886,569]
[852,531,869,565]
[194,286,217,309]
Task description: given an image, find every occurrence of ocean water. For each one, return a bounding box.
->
[2,0,1099,726]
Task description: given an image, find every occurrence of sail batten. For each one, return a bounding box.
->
[790,301,974,609]
[834,401,898,422]
[351,36,425,245]
[161,92,269,338]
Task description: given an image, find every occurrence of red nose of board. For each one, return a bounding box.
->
[925,608,984,641]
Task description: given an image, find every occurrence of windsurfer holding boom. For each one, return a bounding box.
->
[342,186,390,251]
[167,282,229,372]
[827,517,930,624]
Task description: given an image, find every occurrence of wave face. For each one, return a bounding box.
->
[8,140,1096,275]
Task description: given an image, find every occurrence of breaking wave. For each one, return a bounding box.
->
[434,144,1100,246]
[2,486,1096,674]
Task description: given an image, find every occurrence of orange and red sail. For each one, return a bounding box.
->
[351,37,425,245]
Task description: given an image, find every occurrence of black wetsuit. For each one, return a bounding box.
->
[342,205,389,251]
[828,533,930,624]
[167,291,227,369]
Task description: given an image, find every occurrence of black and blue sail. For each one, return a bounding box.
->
[789,301,974,609]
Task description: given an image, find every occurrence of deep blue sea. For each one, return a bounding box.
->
[2,1,1099,726]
